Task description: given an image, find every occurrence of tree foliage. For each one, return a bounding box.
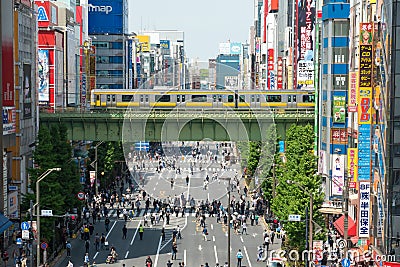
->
[22,124,83,252]
[269,124,325,251]
[247,141,261,176]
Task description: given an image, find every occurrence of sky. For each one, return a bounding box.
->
[128,0,254,61]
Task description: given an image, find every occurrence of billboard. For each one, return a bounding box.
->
[359,182,370,238]
[348,72,358,112]
[219,43,230,55]
[23,64,32,118]
[318,150,327,176]
[358,23,373,181]
[267,49,274,90]
[332,154,344,196]
[88,0,124,34]
[38,50,50,104]
[230,42,242,55]
[277,57,283,89]
[137,35,150,52]
[331,128,347,144]
[332,95,346,123]
[1,0,14,107]
[296,0,315,89]
[3,107,16,135]
[347,148,358,182]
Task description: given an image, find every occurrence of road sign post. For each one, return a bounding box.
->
[288,214,301,222]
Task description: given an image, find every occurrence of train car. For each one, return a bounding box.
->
[90,89,315,110]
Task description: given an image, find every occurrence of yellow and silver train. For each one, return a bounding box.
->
[90,89,315,110]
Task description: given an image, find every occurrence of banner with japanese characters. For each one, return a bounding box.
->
[359,182,370,238]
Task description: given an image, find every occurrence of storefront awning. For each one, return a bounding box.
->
[333,215,357,237]
[0,213,12,234]
[319,207,343,214]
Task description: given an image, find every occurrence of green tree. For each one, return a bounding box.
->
[270,124,325,252]
[247,141,261,176]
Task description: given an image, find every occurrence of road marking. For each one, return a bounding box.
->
[212,236,215,242]
[93,252,99,259]
[211,224,214,230]
[130,220,142,245]
[208,193,210,201]
[106,221,117,239]
[240,236,244,243]
[125,251,129,258]
[184,250,187,266]
[243,246,252,267]
[198,244,202,251]
[153,187,156,191]
[154,217,167,267]
[214,245,219,264]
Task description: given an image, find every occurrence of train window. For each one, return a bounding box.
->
[239,95,246,102]
[182,95,186,102]
[213,95,217,102]
[140,95,144,102]
[96,95,100,101]
[107,95,111,102]
[293,95,297,102]
[145,95,149,102]
[112,95,116,102]
[251,95,255,102]
[228,95,234,102]
[256,95,260,102]
[266,95,282,102]
[155,95,171,102]
[288,95,291,102]
[192,95,207,102]
[177,95,180,102]
[122,95,133,102]
[303,95,315,103]
[218,95,222,102]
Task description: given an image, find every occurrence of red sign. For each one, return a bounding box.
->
[77,192,85,201]
[348,72,357,112]
[267,49,274,89]
[331,129,347,144]
[1,0,14,107]
[348,182,356,189]
[277,57,283,89]
[41,242,48,250]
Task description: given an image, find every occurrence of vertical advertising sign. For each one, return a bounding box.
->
[347,148,358,182]
[277,57,283,89]
[296,0,315,89]
[318,150,328,176]
[359,182,370,238]
[8,191,18,219]
[23,64,32,118]
[348,72,358,112]
[332,95,346,123]
[3,107,16,135]
[38,49,50,104]
[332,155,344,195]
[267,49,274,90]
[1,0,14,106]
[358,23,373,181]
[81,74,86,109]
[137,35,150,52]
[128,39,133,89]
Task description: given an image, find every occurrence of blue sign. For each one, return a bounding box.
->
[88,0,124,34]
[37,6,49,21]
[341,258,351,267]
[279,141,285,153]
[160,40,170,50]
[21,222,30,230]
[135,142,149,151]
[16,238,22,245]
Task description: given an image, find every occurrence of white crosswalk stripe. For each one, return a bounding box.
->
[105,208,213,219]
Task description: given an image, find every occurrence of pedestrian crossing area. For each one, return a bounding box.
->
[104,207,214,219]
[171,167,236,173]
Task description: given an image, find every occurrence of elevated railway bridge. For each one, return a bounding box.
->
[39,108,315,142]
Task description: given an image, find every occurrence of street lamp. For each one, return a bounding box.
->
[286,180,313,260]
[36,167,61,267]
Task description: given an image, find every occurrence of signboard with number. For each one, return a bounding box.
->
[359,182,370,238]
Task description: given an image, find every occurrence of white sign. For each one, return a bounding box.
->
[88,4,113,14]
[358,182,370,238]
[288,214,301,221]
[332,154,344,195]
[41,210,53,217]
[22,230,30,240]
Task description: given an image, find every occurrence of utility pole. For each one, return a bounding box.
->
[30,200,34,267]
[305,206,309,267]
[343,175,350,258]
[227,188,231,267]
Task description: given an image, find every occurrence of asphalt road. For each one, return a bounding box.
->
[54,142,280,267]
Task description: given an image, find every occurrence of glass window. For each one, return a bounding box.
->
[145,95,149,102]
[251,95,255,102]
[213,95,217,102]
[182,95,186,102]
[266,95,282,102]
[92,42,109,48]
[110,42,123,49]
[303,95,315,103]
[112,95,116,102]
[140,95,144,102]
[96,56,109,64]
[332,75,348,90]
[228,95,234,103]
[332,47,349,63]
[293,95,297,102]
[177,95,180,102]
[155,95,171,102]
[239,95,246,102]
[192,95,207,102]
[288,95,292,102]
[109,56,123,64]
[122,95,133,102]
[218,95,222,102]
[107,95,110,102]
[334,20,350,36]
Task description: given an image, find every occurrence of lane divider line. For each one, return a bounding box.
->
[214,245,219,264]
[130,220,142,245]
[243,246,252,267]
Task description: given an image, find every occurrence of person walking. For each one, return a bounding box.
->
[94,233,100,251]
[236,249,244,267]
[202,226,208,241]
[145,256,153,267]
[139,224,144,240]
[257,246,264,262]
[161,227,166,241]
[85,239,90,253]
[171,242,178,260]
[166,260,173,267]
[122,224,127,239]
[241,222,247,235]
[105,216,110,232]
[66,241,72,257]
